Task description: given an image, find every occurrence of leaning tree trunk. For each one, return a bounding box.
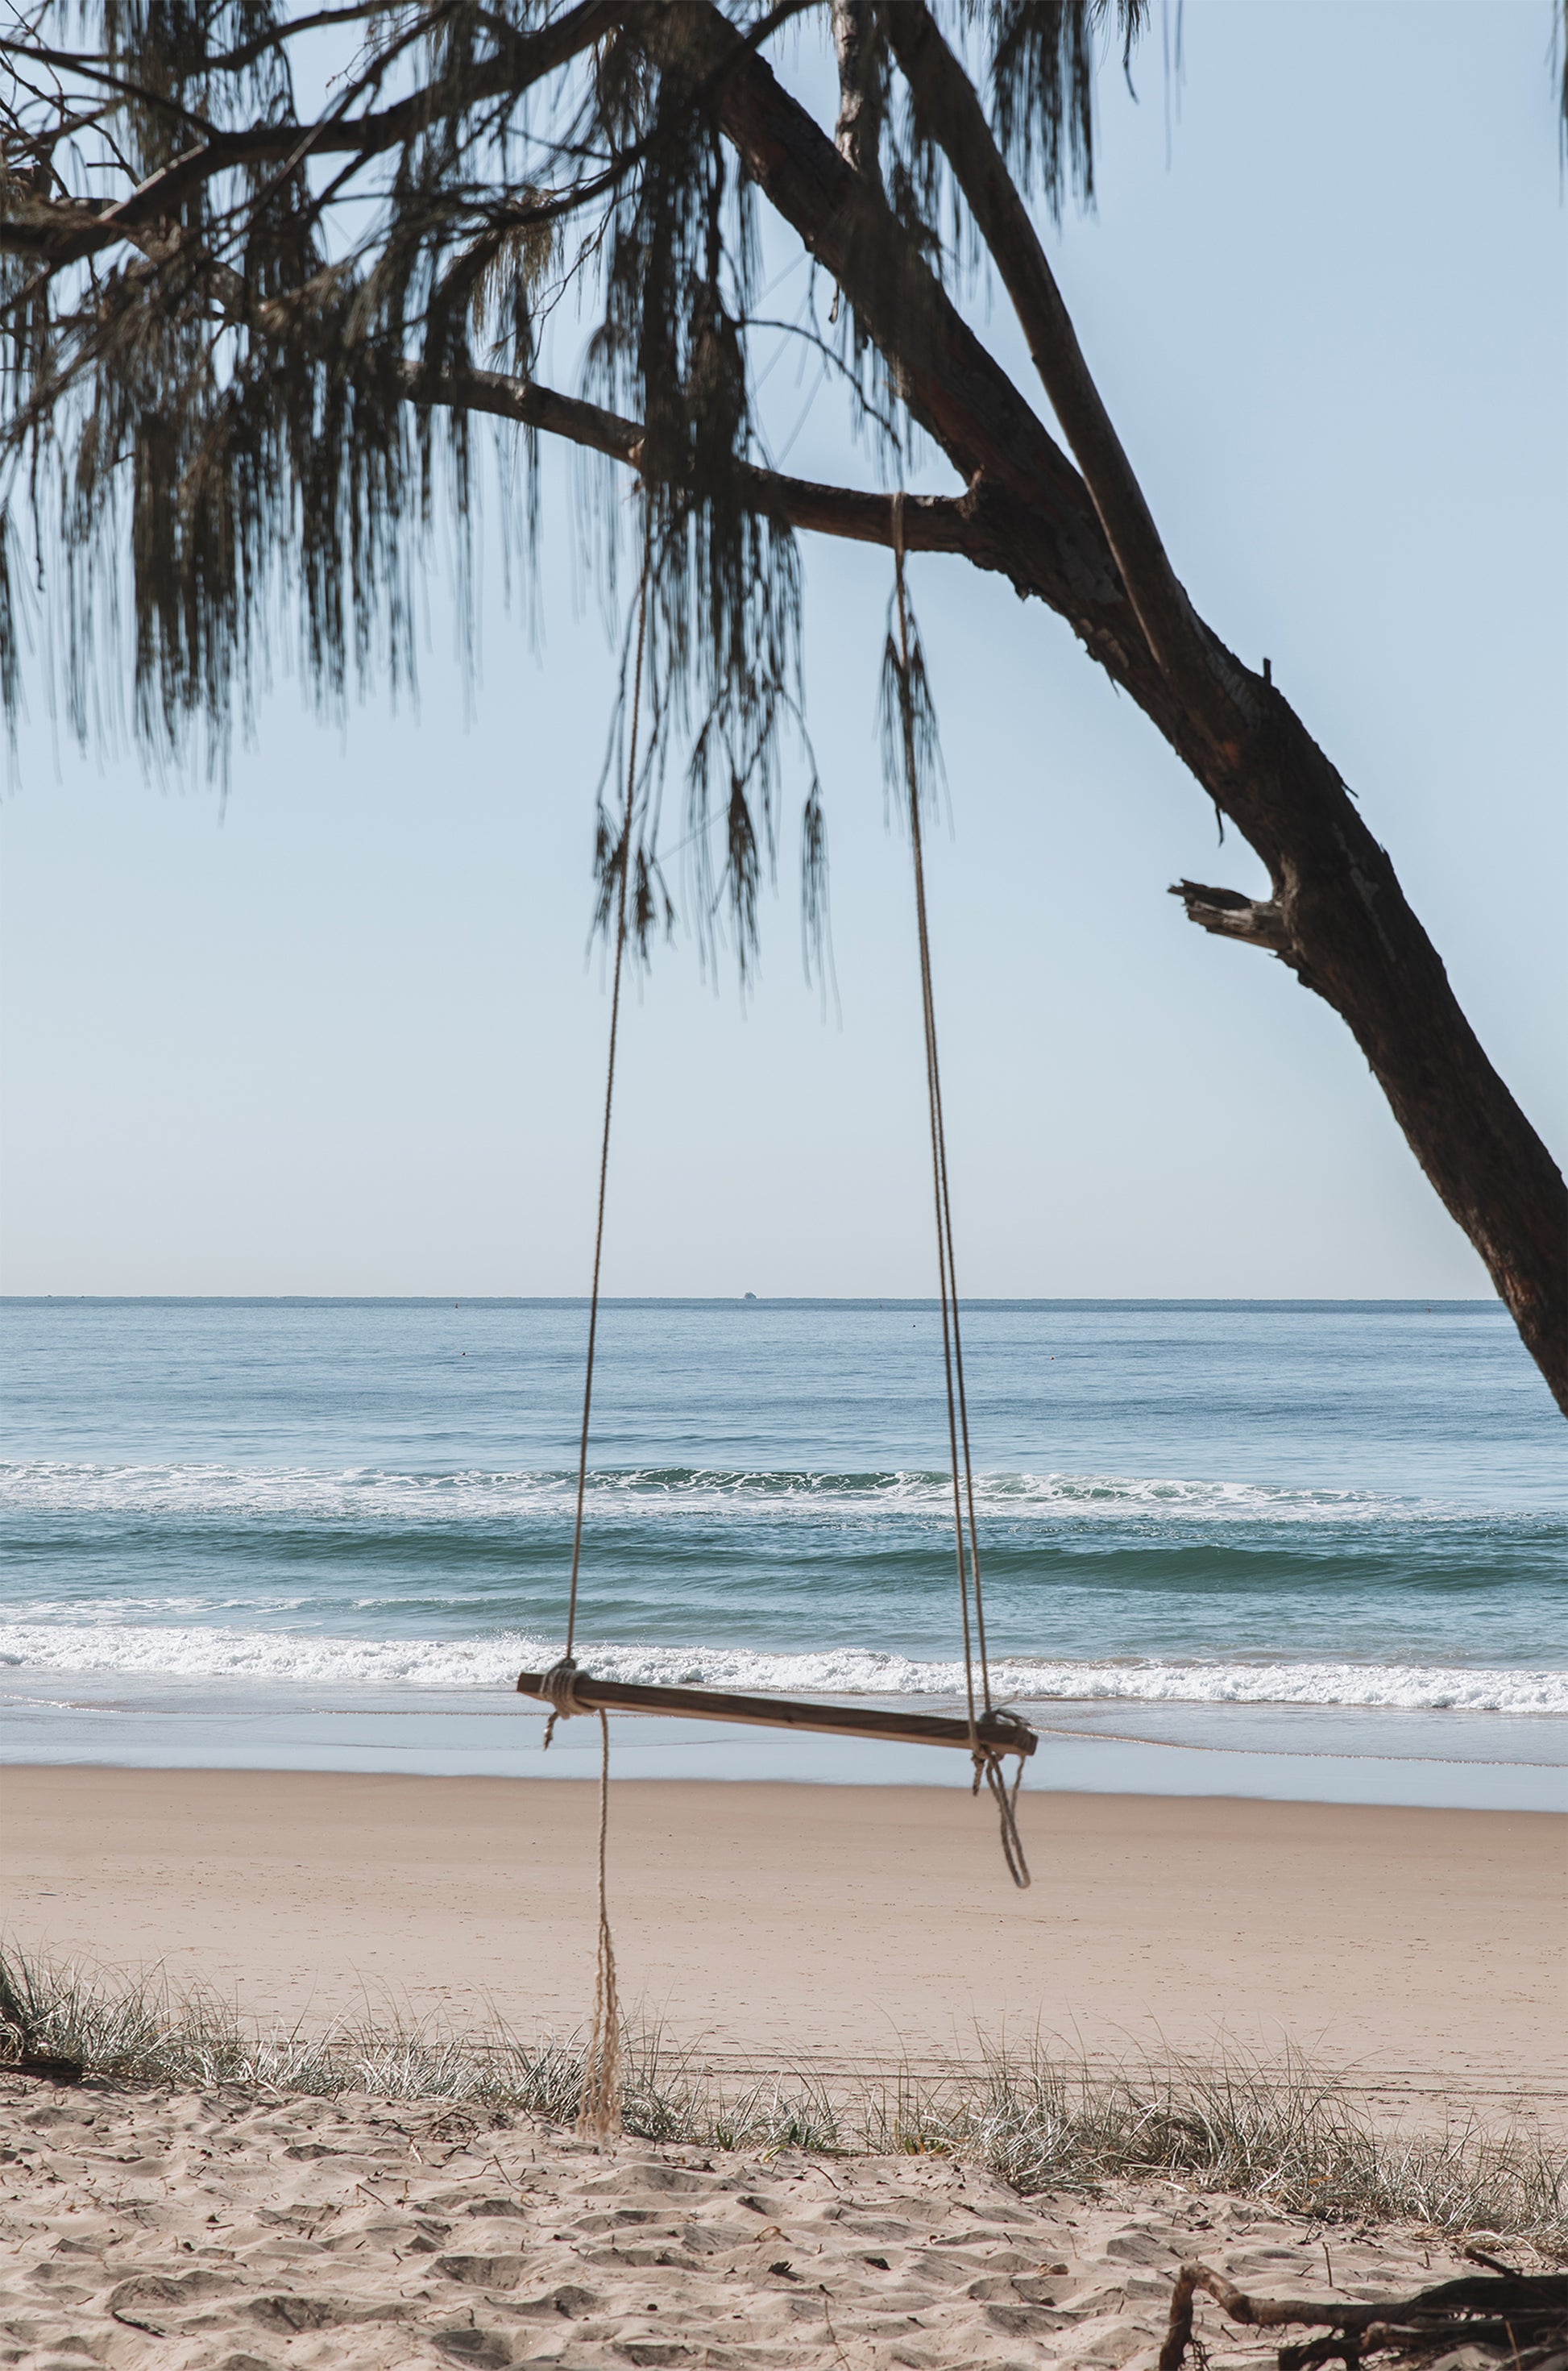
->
[641,0,1568,1412]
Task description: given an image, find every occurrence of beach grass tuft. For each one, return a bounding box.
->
[2,1945,1560,2245]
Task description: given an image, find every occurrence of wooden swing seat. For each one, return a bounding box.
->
[516,1668,1036,1756]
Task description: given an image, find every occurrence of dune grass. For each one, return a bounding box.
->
[2,1944,1561,2247]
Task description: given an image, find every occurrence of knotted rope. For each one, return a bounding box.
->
[541,498,653,2141]
[537,1653,583,1751]
[575,1707,620,2140]
[891,494,1031,1890]
[976,1713,1032,1887]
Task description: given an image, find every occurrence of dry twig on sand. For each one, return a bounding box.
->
[1158,2260,1568,2371]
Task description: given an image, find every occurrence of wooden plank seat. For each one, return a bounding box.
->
[516,1669,1036,1756]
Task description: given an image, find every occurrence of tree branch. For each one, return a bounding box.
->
[1159,2261,1567,2371]
[641,0,1168,715]
[0,0,623,266]
[880,0,1246,742]
[1168,880,1292,957]
[831,0,881,178]
[396,358,991,560]
[657,0,1568,1409]
[0,191,1006,573]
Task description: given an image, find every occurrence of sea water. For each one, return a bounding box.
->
[2,1298,1563,1805]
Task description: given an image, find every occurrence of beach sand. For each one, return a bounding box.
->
[4,1769,1563,2107]
[0,2069,1531,2371]
[3,1770,1564,2367]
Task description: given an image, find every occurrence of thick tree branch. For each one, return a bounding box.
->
[643,1,1167,712]
[880,0,1247,741]
[659,0,1568,1408]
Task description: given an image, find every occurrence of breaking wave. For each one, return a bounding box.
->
[1,1621,1562,1713]
[0,1459,1520,1526]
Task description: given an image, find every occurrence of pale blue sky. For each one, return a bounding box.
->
[1,0,1562,1298]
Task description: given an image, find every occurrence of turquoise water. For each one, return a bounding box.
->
[2,1298,1563,1804]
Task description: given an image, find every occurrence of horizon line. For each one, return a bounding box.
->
[0,1292,1504,1307]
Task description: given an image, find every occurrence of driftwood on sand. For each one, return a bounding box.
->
[1159,2257,1568,2371]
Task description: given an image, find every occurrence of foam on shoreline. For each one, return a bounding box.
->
[3,1618,1564,1713]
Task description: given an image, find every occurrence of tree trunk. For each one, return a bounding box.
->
[649,2,1568,1412]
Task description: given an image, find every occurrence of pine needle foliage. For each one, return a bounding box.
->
[0,0,1147,952]
[1,0,1563,983]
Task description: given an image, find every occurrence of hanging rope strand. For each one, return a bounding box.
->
[934,1061,993,1712]
[542,496,653,2144]
[891,497,1028,1887]
[575,1705,620,2141]
[892,508,977,1750]
[560,507,653,1675]
[923,933,993,1710]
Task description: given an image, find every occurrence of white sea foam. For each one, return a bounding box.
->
[0,1459,1513,1526]
[1,1621,1562,1713]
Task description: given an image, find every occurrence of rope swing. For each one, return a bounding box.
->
[890,492,1030,1891]
[526,495,1034,2134]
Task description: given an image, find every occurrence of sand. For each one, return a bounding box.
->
[4,1770,1564,2111]
[3,1769,1563,2368]
[0,2070,1527,2371]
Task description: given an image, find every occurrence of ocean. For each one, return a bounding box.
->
[2,1297,1563,1806]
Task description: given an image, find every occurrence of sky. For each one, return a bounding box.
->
[1,0,1564,1300]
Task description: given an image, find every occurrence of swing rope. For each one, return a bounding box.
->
[558,502,653,1691]
[892,496,1030,1890]
[540,496,653,2141]
[542,496,1028,2147]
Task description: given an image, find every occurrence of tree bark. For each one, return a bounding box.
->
[644,1,1568,1412]
[881,0,1230,724]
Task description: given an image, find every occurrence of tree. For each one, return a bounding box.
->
[1,0,1563,1406]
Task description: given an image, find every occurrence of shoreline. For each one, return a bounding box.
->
[4,1687,1563,1811]
[5,1766,1562,2111]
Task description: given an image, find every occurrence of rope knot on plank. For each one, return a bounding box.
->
[539,1655,583,1750]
